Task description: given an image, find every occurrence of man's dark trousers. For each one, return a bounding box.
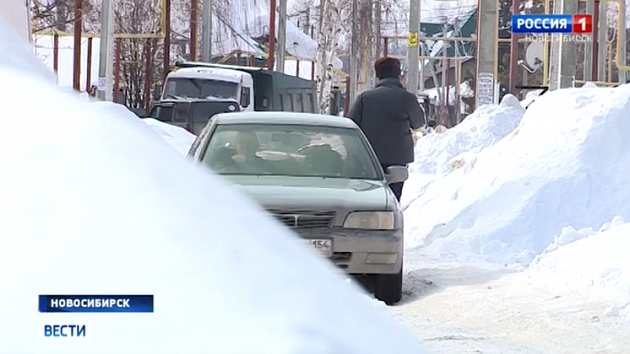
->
[381,163,404,202]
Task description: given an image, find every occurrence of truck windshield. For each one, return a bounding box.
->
[164,78,238,100]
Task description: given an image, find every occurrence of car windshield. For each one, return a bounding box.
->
[201,124,382,180]
[164,78,238,100]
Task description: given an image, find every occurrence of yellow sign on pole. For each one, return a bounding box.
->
[408,32,418,48]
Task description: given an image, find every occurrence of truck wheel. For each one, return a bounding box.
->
[374,267,403,305]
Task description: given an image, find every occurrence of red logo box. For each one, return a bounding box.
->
[573,14,593,33]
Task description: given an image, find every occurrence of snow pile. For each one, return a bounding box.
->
[1,21,55,83]
[91,101,196,155]
[405,84,630,266]
[529,217,630,318]
[0,24,426,353]
[410,94,525,174]
[520,89,543,108]
[143,118,197,155]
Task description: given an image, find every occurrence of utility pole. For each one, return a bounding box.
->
[441,21,449,124]
[98,0,114,101]
[509,0,520,95]
[200,0,213,62]
[441,21,448,102]
[419,44,424,92]
[583,0,595,81]
[268,0,277,70]
[277,0,287,72]
[475,0,497,108]
[618,0,626,83]
[349,0,359,103]
[72,0,83,91]
[163,0,172,82]
[597,1,607,81]
[190,0,198,61]
[407,0,420,95]
[305,10,310,37]
[549,0,577,89]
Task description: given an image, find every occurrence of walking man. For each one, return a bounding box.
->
[347,57,425,201]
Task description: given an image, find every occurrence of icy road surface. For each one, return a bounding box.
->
[377,253,630,353]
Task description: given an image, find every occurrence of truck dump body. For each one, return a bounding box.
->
[174,61,317,113]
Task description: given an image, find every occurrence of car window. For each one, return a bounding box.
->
[201,124,381,180]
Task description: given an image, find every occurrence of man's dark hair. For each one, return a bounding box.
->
[374,57,401,79]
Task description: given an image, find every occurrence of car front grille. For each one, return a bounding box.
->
[268,209,336,229]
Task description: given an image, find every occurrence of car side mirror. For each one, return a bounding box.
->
[385,166,408,184]
[240,87,251,108]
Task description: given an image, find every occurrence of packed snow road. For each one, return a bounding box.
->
[381,254,630,353]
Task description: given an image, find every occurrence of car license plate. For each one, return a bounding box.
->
[304,239,332,257]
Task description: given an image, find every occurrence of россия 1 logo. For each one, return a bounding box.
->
[512,14,593,34]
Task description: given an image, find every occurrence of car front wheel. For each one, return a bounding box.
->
[374,266,403,305]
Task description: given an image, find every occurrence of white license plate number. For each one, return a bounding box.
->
[304,239,332,257]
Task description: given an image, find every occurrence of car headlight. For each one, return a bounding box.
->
[342,212,395,230]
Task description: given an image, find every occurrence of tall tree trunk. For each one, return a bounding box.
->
[358,0,372,92]
[55,0,68,31]
[315,0,329,106]
[319,1,342,114]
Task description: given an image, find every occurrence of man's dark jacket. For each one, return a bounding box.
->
[347,78,425,165]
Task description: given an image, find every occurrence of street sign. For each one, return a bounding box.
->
[476,72,494,107]
[408,32,418,48]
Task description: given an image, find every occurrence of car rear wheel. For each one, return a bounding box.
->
[374,266,403,305]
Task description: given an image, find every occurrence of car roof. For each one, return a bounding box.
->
[212,111,359,129]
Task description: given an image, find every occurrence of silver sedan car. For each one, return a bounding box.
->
[188,112,408,305]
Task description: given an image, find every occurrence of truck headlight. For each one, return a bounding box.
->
[342,212,395,230]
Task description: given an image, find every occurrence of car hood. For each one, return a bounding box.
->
[224,176,390,210]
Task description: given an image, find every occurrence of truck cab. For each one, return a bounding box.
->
[162,66,254,111]
[165,61,320,113]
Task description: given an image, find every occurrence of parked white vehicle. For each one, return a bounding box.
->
[162,65,255,112]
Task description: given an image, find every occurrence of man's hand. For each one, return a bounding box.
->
[411,128,424,143]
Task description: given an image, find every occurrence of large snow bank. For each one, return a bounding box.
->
[520,89,543,108]
[405,84,630,266]
[529,217,630,317]
[92,101,196,155]
[0,22,426,353]
[143,118,196,155]
[410,94,525,174]
[1,19,54,83]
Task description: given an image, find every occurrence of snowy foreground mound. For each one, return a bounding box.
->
[91,101,197,155]
[143,118,196,155]
[530,217,630,317]
[411,94,524,174]
[0,32,425,354]
[405,84,630,266]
